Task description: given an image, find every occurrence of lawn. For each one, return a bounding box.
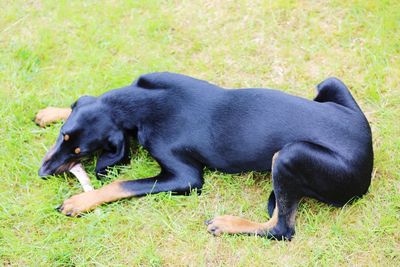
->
[1,0,399,266]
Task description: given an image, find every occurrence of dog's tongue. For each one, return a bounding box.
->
[69,163,94,192]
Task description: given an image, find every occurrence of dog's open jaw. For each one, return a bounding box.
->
[55,161,78,174]
[39,142,81,176]
[41,143,93,191]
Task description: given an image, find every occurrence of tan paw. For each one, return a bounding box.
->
[57,190,101,217]
[205,215,264,236]
[35,107,70,127]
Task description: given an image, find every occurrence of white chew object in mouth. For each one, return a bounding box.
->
[69,163,94,192]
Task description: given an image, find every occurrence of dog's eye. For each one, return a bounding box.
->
[74,147,81,154]
[64,134,70,141]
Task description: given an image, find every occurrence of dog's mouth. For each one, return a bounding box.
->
[38,144,81,177]
[39,142,99,178]
[55,161,79,174]
[39,159,79,178]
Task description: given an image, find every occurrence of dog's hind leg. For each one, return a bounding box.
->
[35,107,71,127]
[205,150,299,240]
[206,151,301,240]
[206,141,358,240]
[314,77,361,111]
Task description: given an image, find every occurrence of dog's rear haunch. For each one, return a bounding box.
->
[37,72,373,240]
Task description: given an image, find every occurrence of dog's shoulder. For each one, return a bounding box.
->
[134,72,214,91]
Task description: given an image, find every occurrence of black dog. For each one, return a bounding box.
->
[37,72,373,240]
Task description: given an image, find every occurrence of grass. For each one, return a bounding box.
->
[1,0,399,266]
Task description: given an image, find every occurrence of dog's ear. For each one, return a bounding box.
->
[71,95,96,110]
[95,130,130,177]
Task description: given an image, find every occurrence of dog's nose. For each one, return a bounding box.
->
[38,164,52,178]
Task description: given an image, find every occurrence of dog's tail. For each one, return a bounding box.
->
[314,77,362,112]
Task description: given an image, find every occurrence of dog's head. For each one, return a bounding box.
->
[38,96,130,178]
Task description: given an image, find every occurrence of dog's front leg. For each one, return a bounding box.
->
[57,164,203,217]
[35,107,71,127]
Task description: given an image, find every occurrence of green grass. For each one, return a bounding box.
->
[1,0,399,266]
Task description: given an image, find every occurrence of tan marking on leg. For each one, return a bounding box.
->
[206,204,279,236]
[206,152,283,236]
[271,150,297,232]
[60,180,132,216]
[207,215,266,235]
[288,203,298,228]
[264,203,279,229]
[264,152,280,229]
[272,151,280,167]
[35,107,71,127]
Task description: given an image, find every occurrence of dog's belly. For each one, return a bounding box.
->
[198,145,276,173]
[209,159,273,173]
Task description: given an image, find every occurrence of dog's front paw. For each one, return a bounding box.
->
[34,107,69,127]
[57,191,101,217]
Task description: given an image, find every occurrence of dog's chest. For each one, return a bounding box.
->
[137,123,161,150]
[137,124,149,148]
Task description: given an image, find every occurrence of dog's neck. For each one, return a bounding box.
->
[100,85,164,131]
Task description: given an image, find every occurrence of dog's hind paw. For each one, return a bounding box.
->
[205,215,265,236]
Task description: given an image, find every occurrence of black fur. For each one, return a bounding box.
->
[39,72,373,240]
